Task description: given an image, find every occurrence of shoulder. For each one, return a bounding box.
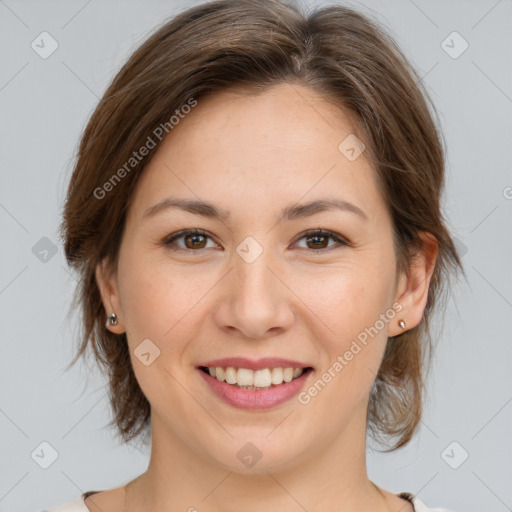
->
[399,491,458,512]
[41,491,99,512]
[42,489,457,512]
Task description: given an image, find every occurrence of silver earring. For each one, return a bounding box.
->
[106,313,118,327]
[398,319,406,329]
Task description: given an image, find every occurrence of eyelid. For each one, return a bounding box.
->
[162,228,352,251]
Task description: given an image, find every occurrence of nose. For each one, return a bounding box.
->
[213,247,295,340]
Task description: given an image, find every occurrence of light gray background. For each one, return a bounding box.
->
[1,1,511,511]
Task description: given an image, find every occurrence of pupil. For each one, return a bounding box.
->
[187,234,205,249]
[309,235,326,248]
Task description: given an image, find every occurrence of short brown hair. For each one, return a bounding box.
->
[60,0,464,451]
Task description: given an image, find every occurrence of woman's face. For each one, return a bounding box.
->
[97,83,431,473]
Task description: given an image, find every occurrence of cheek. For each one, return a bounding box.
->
[300,261,395,344]
[117,249,218,347]
[116,248,178,343]
[295,261,395,401]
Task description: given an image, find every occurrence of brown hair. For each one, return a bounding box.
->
[60,0,464,451]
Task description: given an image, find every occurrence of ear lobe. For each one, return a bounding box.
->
[389,232,438,337]
[95,259,125,334]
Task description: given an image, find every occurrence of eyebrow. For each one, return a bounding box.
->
[143,196,368,222]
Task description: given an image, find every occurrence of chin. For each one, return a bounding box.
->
[200,428,312,475]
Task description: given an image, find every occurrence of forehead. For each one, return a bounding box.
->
[127,83,386,227]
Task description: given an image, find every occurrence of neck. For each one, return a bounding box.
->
[124,413,392,512]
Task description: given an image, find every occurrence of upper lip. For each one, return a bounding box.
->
[198,357,312,371]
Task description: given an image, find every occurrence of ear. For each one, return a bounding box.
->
[95,258,125,334]
[388,232,439,337]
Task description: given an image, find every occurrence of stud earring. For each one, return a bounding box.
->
[106,313,118,327]
[398,319,406,329]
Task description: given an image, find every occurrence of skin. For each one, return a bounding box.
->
[91,83,437,512]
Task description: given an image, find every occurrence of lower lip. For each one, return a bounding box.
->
[197,368,312,410]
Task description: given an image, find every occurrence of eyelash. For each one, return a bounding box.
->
[162,228,351,253]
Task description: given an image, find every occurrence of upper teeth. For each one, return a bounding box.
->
[207,367,304,387]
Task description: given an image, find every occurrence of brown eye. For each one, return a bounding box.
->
[163,228,350,253]
[296,229,350,252]
[163,229,217,251]
[183,232,207,249]
[306,233,329,250]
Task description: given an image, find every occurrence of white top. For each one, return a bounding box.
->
[41,490,456,511]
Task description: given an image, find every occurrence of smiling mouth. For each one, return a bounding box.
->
[198,365,314,390]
